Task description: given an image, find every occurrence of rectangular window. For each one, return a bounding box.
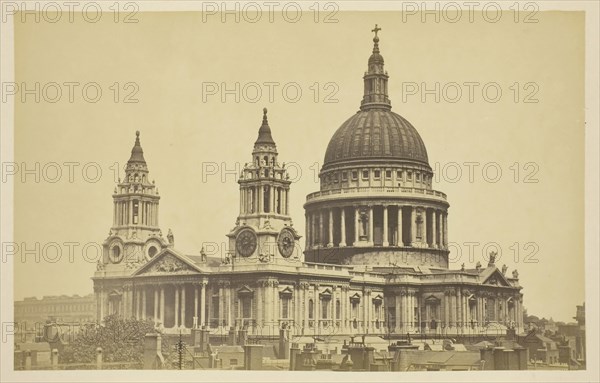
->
[362,170,369,179]
[281,298,289,319]
[397,170,403,179]
[321,300,329,319]
[241,298,251,318]
[407,171,413,180]
[352,171,358,180]
[212,296,220,319]
[374,170,381,179]
[416,173,421,182]
[386,170,392,179]
[342,172,348,181]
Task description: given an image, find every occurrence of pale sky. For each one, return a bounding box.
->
[12,11,584,322]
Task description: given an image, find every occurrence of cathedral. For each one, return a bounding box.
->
[92,27,524,340]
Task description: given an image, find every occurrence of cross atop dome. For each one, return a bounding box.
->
[371,24,381,53]
[372,24,381,39]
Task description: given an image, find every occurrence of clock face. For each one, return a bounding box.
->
[277,228,295,258]
[236,229,257,257]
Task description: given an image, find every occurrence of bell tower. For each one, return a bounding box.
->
[102,131,168,270]
[227,109,301,263]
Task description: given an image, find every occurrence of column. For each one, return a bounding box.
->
[383,205,389,246]
[478,297,484,327]
[438,211,443,249]
[153,288,158,323]
[146,202,151,226]
[194,285,199,327]
[319,211,324,248]
[397,206,403,246]
[308,213,313,247]
[227,284,233,328]
[152,202,156,226]
[304,286,309,331]
[410,207,416,246]
[139,201,144,226]
[141,288,146,319]
[368,206,374,246]
[314,285,319,332]
[328,209,334,247]
[444,291,450,327]
[174,286,180,328]
[313,214,318,247]
[463,294,468,328]
[200,282,206,327]
[422,208,427,247]
[395,295,401,333]
[181,285,186,328]
[455,290,461,329]
[410,293,415,330]
[285,189,289,216]
[431,210,437,248]
[129,201,133,225]
[258,186,263,213]
[443,213,448,247]
[340,208,346,247]
[354,206,360,243]
[160,286,165,325]
[270,185,275,213]
[135,289,141,319]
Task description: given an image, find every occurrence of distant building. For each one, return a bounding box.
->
[14,294,96,327]
[520,333,559,365]
[557,303,585,365]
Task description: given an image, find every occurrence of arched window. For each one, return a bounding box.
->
[308,299,314,319]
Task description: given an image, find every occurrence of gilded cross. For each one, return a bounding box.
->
[372,24,381,38]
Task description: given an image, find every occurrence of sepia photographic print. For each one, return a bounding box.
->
[1,1,598,382]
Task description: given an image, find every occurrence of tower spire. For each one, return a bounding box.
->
[360,24,391,111]
[254,107,276,147]
[128,130,146,163]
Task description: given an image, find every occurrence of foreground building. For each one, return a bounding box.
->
[92,28,524,339]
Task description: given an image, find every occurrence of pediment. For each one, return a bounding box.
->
[319,288,333,300]
[237,285,254,296]
[133,249,201,276]
[279,286,293,298]
[482,269,511,287]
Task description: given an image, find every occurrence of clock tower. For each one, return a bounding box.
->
[101,131,168,271]
[227,108,301,263]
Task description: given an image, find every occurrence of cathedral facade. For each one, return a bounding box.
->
[92,28,524,339]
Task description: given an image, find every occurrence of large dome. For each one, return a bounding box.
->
[323,109,429,168]
[322,27,429,170]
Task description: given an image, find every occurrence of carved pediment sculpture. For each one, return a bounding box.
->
[145,254,194,274]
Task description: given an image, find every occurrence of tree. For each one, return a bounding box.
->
[61,315,168,368]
